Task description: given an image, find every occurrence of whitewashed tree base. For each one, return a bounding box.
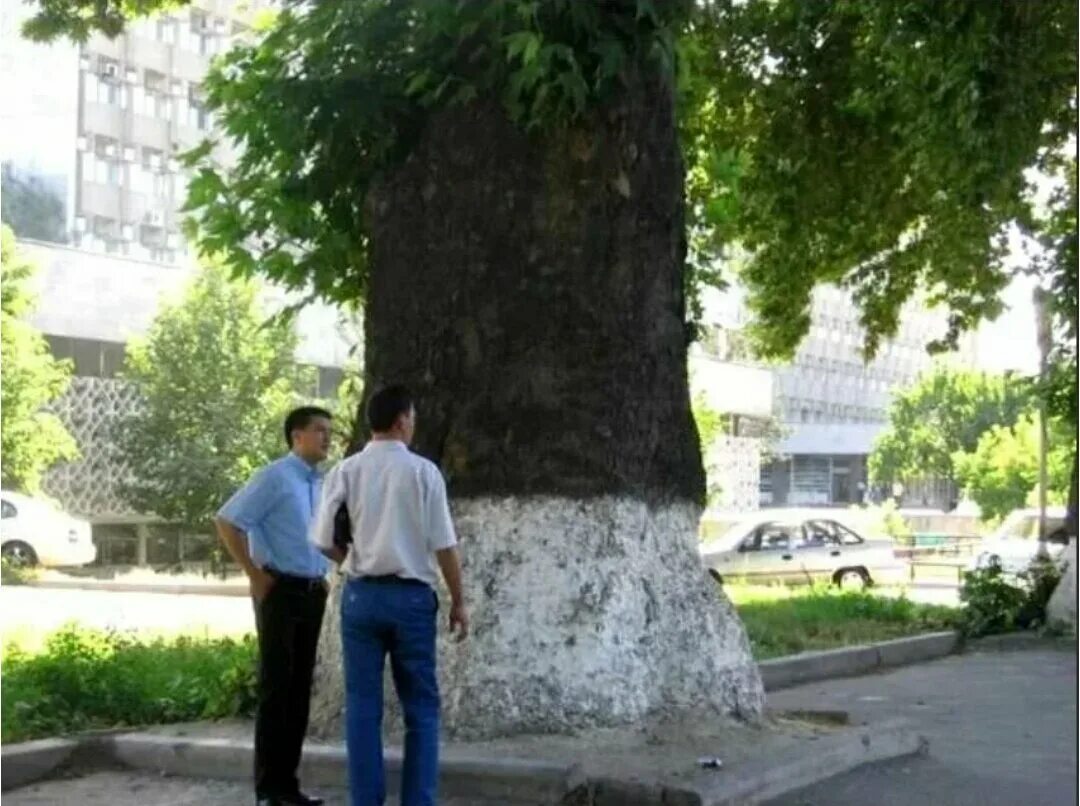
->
[1047,540,1077,634]
[309,496,764,741]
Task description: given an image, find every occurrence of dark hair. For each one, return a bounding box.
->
[284,406,332,447]
[366,384,413,433]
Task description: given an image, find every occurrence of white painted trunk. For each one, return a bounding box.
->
[1047,540,1077,634]
[309,496,764,741]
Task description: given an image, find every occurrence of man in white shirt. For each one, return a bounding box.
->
[310,384,467,806]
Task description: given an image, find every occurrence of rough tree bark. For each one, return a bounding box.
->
[309,66,763,740]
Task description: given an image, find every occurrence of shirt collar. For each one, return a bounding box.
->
[363,439,408,453]
[284,451,321,479]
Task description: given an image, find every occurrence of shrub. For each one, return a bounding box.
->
[1,625,257,742]
[0,556,37,585]
[958,556,1063,637]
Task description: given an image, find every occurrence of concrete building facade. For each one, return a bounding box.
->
[1,0,265,259]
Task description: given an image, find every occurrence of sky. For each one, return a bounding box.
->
[976,276,1039,375]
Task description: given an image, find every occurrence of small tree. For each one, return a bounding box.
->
[0,226,78,492]
[869,368,1034,493]
[116,264,315,531]
[954,414,1071,522]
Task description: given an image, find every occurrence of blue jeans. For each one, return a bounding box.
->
[341,578,440,806]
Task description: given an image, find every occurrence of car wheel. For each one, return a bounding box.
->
[835,568,869,591]
[1,541,38,567]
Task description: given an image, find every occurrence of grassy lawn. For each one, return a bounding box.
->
[1,586,961,743]
[727,584,960,660]
[1,625,257,743]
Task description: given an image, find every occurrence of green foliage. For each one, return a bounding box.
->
[179,0,690,307]
[691,392,726,451]
[1,625,257,742]
[959,556,1063,638]
[728,584,957,660]
[691,392,727,509]
[21,1,1076,361]
[116,263,314,530]
[850,500,913,543]
[0,164,68,244]
[953,413,1071,522]
[18,0,186,42]
[0,557,38,585]
[328,362,364,459]
[0,226,79,492]
[1030,158,1078,446]
[869,367,1034,487]
[693,0,1077,359]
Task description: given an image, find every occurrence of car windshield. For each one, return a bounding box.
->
[700,521,759,553]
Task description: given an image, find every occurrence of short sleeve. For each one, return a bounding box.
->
[217,466,281,533]
[310,461,348,550]
[423,464,457,551]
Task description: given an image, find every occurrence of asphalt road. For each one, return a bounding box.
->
[766,644,1078,806]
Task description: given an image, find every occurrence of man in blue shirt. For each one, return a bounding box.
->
[215,406,333,806]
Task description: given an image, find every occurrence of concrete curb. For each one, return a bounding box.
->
[0,738,79,791]
[25,579,248,597]
[697,717,927,805]
[107,732,574,802]
[760,631,961,691]
[22,721,923,806]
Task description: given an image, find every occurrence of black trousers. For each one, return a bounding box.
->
[253,574,327,797]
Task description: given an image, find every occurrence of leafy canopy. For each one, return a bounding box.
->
[20,0,1078,361]
[869,367,1034,486]
[0,226,79,492]
[692,0,1077,358]
[115,264,315,529]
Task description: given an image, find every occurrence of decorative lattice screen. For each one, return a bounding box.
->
[43,377,141,520]
[704,436,762,513]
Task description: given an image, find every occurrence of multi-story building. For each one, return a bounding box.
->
[766,286,977,508]
[2,0,351,565]
[694,284,978,511]
[1,0,265,259]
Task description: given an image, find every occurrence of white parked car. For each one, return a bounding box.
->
[0,491,96,567]
[700,515,904,589]
[968,507,1070,577]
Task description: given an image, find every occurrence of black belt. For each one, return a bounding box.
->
[354,574,429,588]
[266,570,325,592]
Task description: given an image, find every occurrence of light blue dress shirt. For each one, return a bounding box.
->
[218,452,328,578]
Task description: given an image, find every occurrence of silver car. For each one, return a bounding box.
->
[699,516,903,589]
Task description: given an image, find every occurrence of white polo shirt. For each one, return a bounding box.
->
[309,440,457,587]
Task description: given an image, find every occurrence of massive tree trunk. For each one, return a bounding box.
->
[310,66,763,740]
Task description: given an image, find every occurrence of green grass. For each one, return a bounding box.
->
[2,587,961,742]
[1,624,257,743]
[728,584,960,660]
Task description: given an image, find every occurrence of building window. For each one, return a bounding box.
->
[137,71,172,121]
[187,11,215,56]
[46,336,126,378]
[187,84,209,130]
[155,16,175,44]
[85,72,124,107]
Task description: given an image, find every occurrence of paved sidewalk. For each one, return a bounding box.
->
[4,771,499,805]
[765,644,1078,806]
